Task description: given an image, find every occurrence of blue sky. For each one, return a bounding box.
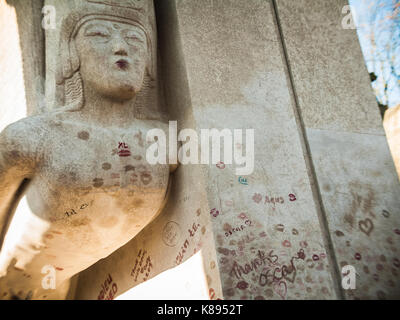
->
[350,0,400,108]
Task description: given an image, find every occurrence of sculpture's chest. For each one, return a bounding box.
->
[19,122,170,257]
[34,124,170,210]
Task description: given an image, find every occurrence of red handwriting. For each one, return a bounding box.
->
[131,249,153,282]
[265,196,284,205]
[230,250,279,280]
[176,239,190,265]
[208,288,222,300]
[209,288,216,299]
[259,249,305,286]
[176,222,201,264]
[188,223,200,237]
[97,274,118,300]
[252,193,298,205]
[225,220,253,237]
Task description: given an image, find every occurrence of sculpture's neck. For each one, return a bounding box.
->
[77,85,137,128]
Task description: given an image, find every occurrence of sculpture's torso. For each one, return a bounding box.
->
[0,111,171,299]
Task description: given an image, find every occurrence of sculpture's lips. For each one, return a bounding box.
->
[115,59,129,70]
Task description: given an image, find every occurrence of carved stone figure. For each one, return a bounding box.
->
[0,0,174,299]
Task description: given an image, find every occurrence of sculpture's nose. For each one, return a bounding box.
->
[114,49,128,56]
[111,35,129,56]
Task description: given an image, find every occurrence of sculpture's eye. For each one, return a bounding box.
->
[86,31,110,37]
[90,31,109,37]
[124,30,145,46]
[84,26,111,41]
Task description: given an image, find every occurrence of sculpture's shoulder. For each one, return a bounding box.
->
[137,119,179,173]
[136,119,169,132]
[0,114,54,170]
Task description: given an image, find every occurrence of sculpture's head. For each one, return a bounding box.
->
[56,0,156,109]
[75,19,148,101]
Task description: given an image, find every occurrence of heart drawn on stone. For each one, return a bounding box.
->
[273,281,287,300]
[359,218,374,236]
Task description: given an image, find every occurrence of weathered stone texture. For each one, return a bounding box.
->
[276,0,400,299]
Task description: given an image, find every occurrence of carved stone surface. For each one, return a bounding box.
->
[0,0,173,300]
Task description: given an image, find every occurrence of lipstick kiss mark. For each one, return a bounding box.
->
[140,172,152,185]
[282,240,291,248]
[118,149,131,157]
[118,142,131,157]
[102,163,112,171]
[93,178,104,188]
[210,208,219,218]
[236,281,249,290]
[238,212,247,220]
[216,161,225,169]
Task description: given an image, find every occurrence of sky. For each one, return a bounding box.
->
[350,0,400,108]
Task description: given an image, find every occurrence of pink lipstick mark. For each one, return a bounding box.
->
[282,240,291,248]
[216,161,225,169]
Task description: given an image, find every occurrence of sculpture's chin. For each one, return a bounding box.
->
[100,84,141,101]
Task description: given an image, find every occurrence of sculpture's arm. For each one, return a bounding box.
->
[0,121,38,247]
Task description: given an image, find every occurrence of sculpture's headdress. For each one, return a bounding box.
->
[55,0,159,114]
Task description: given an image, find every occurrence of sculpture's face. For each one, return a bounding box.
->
[75,19,148,101]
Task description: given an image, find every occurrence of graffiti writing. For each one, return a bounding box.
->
[130,249,153,282]
[97,274,118,300]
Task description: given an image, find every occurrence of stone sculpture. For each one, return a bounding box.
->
[0,0,174,299]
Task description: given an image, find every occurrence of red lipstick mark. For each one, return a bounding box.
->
[216,161,225,169]
[118,142,131,157]
[210,208,219,218]
[300,241,308,248]
[238,212,247,220]
[282,240,291,248]
[236,281,249,290]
